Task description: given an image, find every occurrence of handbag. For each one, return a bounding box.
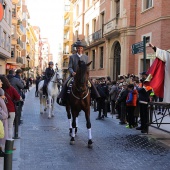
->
[0,120,4,139]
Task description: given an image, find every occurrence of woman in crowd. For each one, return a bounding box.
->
[0,80,8,155]
[0,75,20,140]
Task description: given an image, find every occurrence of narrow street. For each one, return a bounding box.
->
[10,86,170,170]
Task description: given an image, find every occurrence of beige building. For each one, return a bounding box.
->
[0,0,12,74]
[62,0,73,80]
[26,25,37,78]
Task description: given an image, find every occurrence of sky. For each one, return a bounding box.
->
[26,0,64,64]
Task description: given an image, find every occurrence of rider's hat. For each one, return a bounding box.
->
[48,61,54,65]
[74,39,86,48]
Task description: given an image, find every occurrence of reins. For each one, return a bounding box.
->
[71,86,89,100]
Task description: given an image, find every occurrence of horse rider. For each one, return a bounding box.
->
[43,61,55,97]
[57,39,100,105]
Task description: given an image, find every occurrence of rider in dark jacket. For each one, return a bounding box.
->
[43,61,55,97]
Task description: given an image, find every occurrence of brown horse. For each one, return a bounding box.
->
[66,60,93,148]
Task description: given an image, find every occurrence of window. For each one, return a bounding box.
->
[76,30,79,41]
[2,31,6,49]
[3,2,6,20]
[143,0,153,11]
[115,0,120,18]
[8,36,10,52]
[141,33,152,46]
[86,24,89,36]
[76,4,79,17]
[92,50,95,69]
[93,19,96,33]
[100,12,105,30]
[99,47,104,68]
[9,10,11,25]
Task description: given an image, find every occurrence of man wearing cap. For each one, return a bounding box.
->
[43,61,55,97]
[57,40,100,105]
[7,69,24,96]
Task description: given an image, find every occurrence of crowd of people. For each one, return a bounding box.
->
[91,72,157,134]
[0,69,29,157]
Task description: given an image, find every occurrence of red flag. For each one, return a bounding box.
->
[144,58,165,98]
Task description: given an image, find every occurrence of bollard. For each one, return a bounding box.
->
[104,100,108,117]
[94,99,97,112]
[4,139,14,170]
[13,104,20,139]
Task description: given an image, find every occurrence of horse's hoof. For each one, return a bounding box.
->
[44,108,47,111]
[51,114,54,117]
[40,112,43,114]
[88,140,93,148]
[70,137,75,145]
[48,116,51,119]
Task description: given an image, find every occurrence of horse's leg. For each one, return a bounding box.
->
[51,97,55,117]
[48,96,52,118]
[85,109,93,148]
[70,112,76,145]
[66,104,72,136]
[40,94,43,114]
[75,117,78,134]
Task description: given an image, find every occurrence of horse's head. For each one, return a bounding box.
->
[74,60,92,91]
[56,70,63,86]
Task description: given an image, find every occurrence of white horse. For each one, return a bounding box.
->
[38,70,62,118]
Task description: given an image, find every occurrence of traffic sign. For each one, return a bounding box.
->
[131,41,144,54]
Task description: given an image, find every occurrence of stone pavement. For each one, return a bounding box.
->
[1,86,170,170]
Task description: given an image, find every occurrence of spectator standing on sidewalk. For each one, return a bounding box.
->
[126,84,138,128]
[109,81,118,115]
[96,78,109,120]
[0,76,20,140]
[0,83,8,155]
[135,79,152,133]
[7,69,25,98]
[116,82,129,125]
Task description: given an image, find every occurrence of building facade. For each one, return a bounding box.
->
[0,0,12,74]
[62,0,73,80]
[70,0,170,80]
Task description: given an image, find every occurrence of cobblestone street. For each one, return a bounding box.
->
[10,87,170,170]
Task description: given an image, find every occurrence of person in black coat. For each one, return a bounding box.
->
[96,78,109,120]
[43,61,55,96]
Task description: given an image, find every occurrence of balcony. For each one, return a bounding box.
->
[62,62,68,70]
[17,0,21,10]
[17,22,24,35]
[12,11,17,25]
[12,0,19,4]
[17,38,23,50]
[64,20,70,31]
[17,10,22,20]
[11,33,18,45]
[103,17,120,39]
[16,57,23,64]
[64,35,70,44]
[84,29,103,47]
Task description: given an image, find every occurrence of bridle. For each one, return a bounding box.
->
[71,86,89,100]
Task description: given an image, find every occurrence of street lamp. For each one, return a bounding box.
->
[26,55,30,78]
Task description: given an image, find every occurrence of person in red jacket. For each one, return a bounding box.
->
[126,84,138,128]
[0,75,20,140]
